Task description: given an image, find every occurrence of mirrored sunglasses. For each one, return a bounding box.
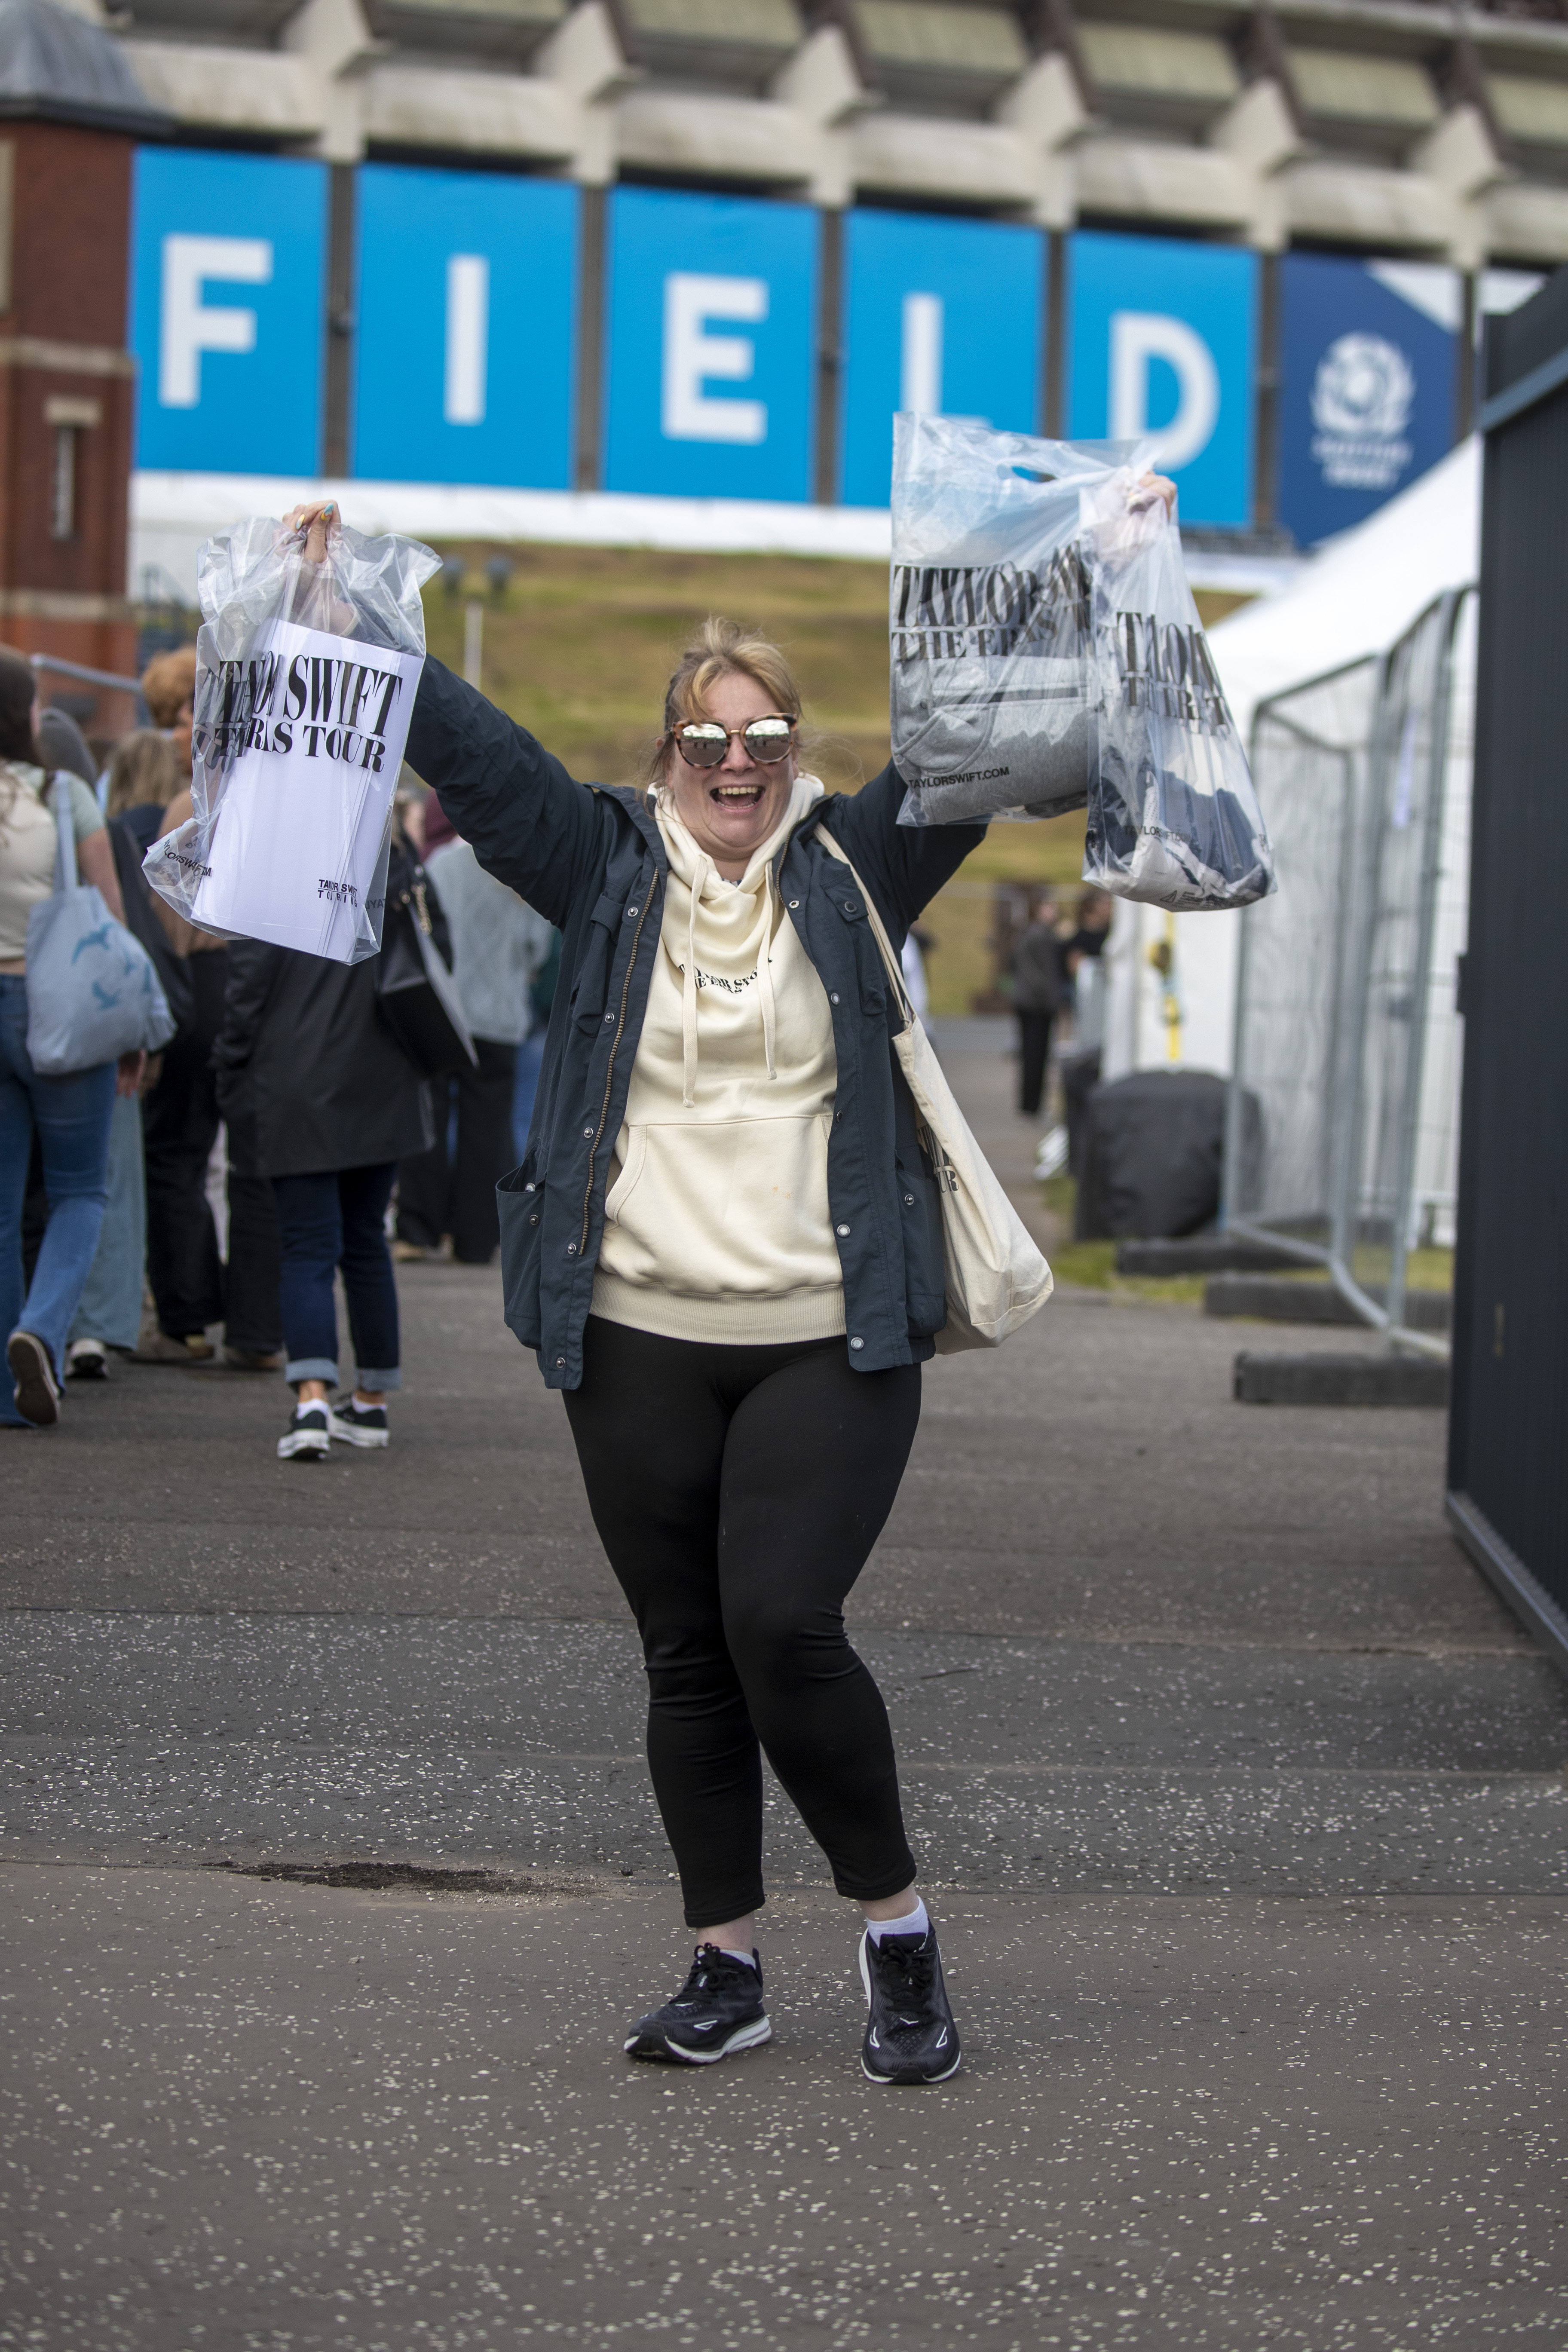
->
[671,716,796,769]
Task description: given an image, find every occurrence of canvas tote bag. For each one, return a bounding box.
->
[815,827,1053,1353]
[26,779,175,1076]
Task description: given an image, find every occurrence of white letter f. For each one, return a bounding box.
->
[159,234,273,410]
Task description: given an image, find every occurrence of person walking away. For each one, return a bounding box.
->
[1010,890,1064,1119]
[59,731,183,1378]
[211,821,433,1461]
[511,925,559,1161]
[140,656,284,1372]
[395,828,552,1264]
[288,495,995,2081]
[1059,888,1113,1181]
[0,652,144,1427]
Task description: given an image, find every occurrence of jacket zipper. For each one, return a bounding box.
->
[579,873,660,1256]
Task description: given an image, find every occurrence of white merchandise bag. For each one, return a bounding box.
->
[144,515,439,964]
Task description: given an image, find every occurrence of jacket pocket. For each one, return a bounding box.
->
[496,1158,545,1345]
[896,1150,948,1336]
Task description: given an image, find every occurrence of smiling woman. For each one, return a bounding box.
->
[282,499,989,2086]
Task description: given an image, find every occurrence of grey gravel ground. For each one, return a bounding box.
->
[2,1038,1565,2349]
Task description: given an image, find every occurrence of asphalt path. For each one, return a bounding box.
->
[3,1038,1565,2349]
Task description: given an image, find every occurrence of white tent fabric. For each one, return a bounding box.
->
[1099,438,1481,1084]
[1209,435,1481,741]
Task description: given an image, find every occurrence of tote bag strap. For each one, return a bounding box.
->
[51,774,79,893]
[812,826,919,1033]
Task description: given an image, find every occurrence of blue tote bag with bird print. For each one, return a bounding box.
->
[26,778,175,1075]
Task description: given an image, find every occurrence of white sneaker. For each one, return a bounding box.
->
[67,1338,109,1380]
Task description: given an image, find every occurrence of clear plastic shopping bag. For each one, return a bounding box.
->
[889,414,1274,912]
[1078,464,1274,912]
[143,515,440,963]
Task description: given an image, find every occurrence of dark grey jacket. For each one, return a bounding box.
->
[406,659,984,1389]
[213,928,433,1179]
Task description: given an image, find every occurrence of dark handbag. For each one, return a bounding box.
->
[374,870,477,1079]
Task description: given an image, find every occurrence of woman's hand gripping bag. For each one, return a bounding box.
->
[889,413,1107,828]
[1080,472,1274,912]
[143,516,440,964]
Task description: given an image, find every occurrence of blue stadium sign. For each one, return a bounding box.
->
[129,149,327,478]
[1278,254,1457,546]
[838,209,1043,509]
[352,167,579,490]
[601,187,819,503]
[1068,230,1257,530]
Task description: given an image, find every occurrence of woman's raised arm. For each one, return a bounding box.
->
[282,503,605,927]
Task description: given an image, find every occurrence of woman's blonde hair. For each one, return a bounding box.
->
[646,617,805,786]
[106,728,180,819]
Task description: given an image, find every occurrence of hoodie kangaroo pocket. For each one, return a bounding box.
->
[598,1115,840,1297]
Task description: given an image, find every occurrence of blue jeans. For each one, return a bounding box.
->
[69,1091,146,1352]
[273,1163,401,1393]
[0,973,115,1421]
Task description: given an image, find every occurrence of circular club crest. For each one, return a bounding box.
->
[1310,333,1416,440]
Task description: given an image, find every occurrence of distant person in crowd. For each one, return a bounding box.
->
[1010,889,1064,1120]
[0,649,144,1427]
[138,651,282,1372]
[288,497,978,2086]
[62,733,184,1379]
[901,919,935,1038]
[36,704,97,792]
[395,794,552,1266]
[511,924,559,1161]
[211,814,434,1462]
[1059,888,1114,1180]
[139,646,196,780]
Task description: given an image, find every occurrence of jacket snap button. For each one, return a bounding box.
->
[556,1357,566,1368]
[626,905,638,918]
[566,1243,578,1256]
[829,992,840,1005]
[903,1192,915,1206]
[836,1222,850,1237]
[603,1011,613,1023]
[582,1125,593,1138]
[849,1336,865,1351]
[788,898,799,908]
[845,898,859,913]
[528,1213,539,1225]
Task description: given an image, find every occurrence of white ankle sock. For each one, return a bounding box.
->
[866,1898,929,1946]
[704,1944,757,1972]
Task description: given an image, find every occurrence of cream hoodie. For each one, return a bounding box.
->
[591,773,846,1342]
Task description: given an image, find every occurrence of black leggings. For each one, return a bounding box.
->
[564,1315,922,1927]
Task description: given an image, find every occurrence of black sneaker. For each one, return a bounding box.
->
[859,1927,961,2085]
[277,1401,332,1461]
[330,1397,389,1449]
[7,1330,60,1427]
[625,1945,771,2066]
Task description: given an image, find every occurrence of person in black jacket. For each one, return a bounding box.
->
[1010,891,1064,1119]
[284,502,997,2087]
[211,828,433,1461]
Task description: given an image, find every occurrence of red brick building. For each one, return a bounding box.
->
[0,3,168,728]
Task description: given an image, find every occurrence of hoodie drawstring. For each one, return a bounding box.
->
[759,864,778,1084]
[681,859,701,1109]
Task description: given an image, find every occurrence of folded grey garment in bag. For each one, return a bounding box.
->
[894,658,1092,826]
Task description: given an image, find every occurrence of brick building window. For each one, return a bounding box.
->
[43,396,101,545]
